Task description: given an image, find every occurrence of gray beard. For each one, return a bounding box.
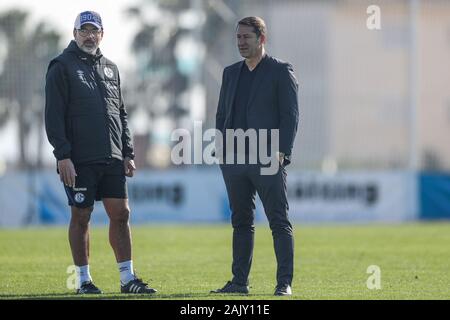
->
[80,45,98,55]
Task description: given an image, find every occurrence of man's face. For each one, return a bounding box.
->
[73,23,103,55]
[236,24,264,59]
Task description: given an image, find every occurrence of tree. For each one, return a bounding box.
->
[125,0,236,167]
[0,10,61,168]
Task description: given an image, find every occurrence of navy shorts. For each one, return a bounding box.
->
[64,159,128,208]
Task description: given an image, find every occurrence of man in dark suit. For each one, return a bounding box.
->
[211,16,299,296]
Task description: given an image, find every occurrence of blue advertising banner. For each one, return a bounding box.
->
[0,169,419,227]
[419,173,450,219]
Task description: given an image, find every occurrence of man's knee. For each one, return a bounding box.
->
[231,211,255,231]
[269,222,293,237]
[232,215,255,233]
[233,224,255,234]
[108,206,130,223]
[70,206,93,226]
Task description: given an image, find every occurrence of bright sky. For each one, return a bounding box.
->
[0,0,140,166]
[0,0,139,70]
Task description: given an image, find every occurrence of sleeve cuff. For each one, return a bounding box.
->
[56,153,71,161]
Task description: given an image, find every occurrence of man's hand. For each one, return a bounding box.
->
[124,157,136,177]
[58,159,77,187]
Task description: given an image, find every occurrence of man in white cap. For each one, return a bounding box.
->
[45,11,157,295]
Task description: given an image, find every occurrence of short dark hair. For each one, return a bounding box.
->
[237,16,267,39]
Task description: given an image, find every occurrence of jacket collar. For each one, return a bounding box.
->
[228,53,270,109]
[65,40,103,63]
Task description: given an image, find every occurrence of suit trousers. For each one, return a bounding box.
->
[220,162,294,286]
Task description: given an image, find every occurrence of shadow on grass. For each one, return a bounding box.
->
[0,292,291,300]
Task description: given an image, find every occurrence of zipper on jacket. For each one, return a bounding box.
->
[91,60,113,157]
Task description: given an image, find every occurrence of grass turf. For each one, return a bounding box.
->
[0,222,449,299]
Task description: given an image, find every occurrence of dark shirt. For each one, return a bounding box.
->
[232,62,260,130]
[229,61,262,159]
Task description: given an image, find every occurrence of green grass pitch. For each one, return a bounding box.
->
[0,222,449,299]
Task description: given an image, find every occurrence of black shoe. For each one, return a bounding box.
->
[121,277,157,294]
[274,284,292,296]
[210,281,249,294]
[76,281,103,294]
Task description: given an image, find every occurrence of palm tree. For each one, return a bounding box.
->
[0,10,60,168]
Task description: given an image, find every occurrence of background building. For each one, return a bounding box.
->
[0,0,449,226]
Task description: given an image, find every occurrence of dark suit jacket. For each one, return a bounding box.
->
[215,54,299,164]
